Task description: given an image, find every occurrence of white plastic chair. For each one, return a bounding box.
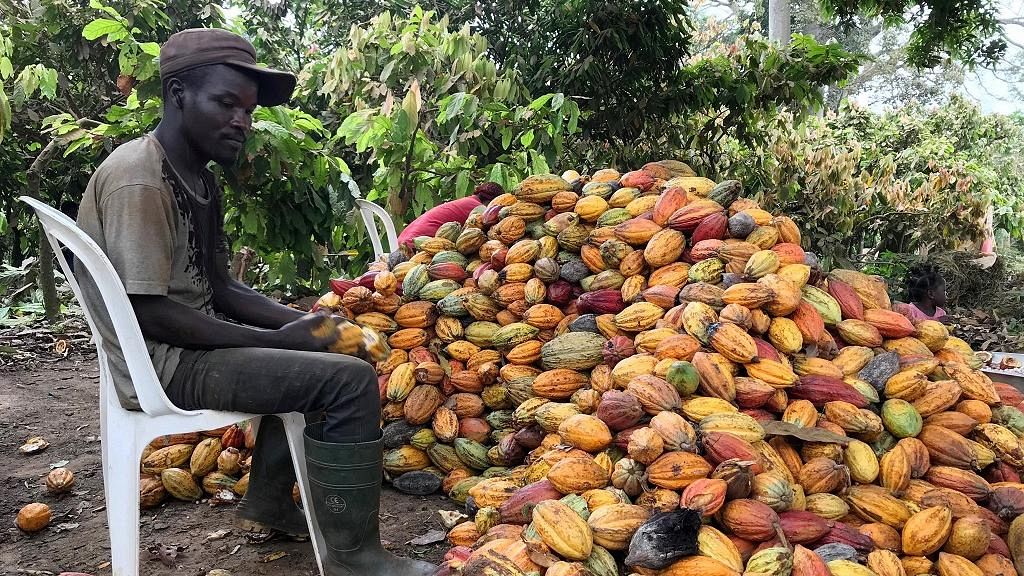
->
[355,198,399,261]
[19,196,324,576]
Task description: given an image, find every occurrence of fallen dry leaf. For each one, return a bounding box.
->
[260,551,288,563]
[438,510,468,529]
[206,528,231,542]
[19,436,49,455]
[146,543,187,567]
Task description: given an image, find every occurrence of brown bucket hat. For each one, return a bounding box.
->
[159,28,296,107]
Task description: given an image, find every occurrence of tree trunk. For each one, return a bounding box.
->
[230,247,255,282]
[23,119,99,324]
[768,0,791,44]
[36,231,60,321]
[7,204,21,265]
[26,139,62,323]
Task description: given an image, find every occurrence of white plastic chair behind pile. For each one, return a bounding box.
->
[355,198,399,261]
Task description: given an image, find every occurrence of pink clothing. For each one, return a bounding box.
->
[397,196,483,246]
[981,204,995,253]
[894,302,946,322]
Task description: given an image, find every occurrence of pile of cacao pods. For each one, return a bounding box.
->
[146,161,1024,576]
[314,165,1024,576]
[137,421,261,509]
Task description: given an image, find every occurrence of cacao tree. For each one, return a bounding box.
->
[707,96,1024,269]
[818,0,1006,67]
[5,0,1023,326]
[0,0,224,320]
[39,0,353,293]
[319,8,581,235]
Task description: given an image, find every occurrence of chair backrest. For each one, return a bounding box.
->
[355,199,399,261]
[19,196,185,417]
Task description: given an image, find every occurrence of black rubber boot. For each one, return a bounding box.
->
[236,416,309,535]
[304,422,435,576]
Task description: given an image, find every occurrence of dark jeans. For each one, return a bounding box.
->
[165,348,382,528]
[165,347,382,444]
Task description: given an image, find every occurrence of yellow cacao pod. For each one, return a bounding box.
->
[901,505,953,556]
[532,500,593,561]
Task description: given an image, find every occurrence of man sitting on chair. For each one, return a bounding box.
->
[396,182,503,249]
[73,28,433,576]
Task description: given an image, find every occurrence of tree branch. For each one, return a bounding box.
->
[89,92,127,118]
[25,133,65,322]
[1004,36,1024,52]
[294,0,310,69]
[54,71,84,119]
[0,0,29,19]
[395,113,425,217]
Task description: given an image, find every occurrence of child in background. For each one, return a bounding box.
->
[895,264,952,324]
[397,182,504,250]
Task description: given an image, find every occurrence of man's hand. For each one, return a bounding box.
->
[274,313,340,352]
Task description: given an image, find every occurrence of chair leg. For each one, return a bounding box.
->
[280,413,325,576]
[105,432,143,576]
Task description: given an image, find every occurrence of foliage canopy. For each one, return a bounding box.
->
[1,0,1022,326]
[818,0,1007,68]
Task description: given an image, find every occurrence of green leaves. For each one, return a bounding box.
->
[138,42,160,56]
[395,80,421,140]
[322,7,580,253]
[82,18,127,41]
[220,105,352,292]
[0,87,10,142]
[80,1,168,88]
[715,94,1019,269]
[88,0,124,19]
[0,29,59,139]
[438,92,476,124]
[818,0,1006,68]
[16,64,58,103]
[0,33,14,140]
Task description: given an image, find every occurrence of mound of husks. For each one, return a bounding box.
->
[136,421,264,509]
[158,163,1024,576]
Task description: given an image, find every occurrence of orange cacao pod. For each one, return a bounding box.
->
[719,499,779,541]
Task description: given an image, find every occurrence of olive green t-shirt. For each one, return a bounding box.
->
[76,134,225,410]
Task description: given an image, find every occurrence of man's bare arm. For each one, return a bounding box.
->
[129,294,334,351]
[212,278,305,329]
[208,247,305,329]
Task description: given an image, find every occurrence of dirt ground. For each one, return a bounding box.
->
[0,350,459,576]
